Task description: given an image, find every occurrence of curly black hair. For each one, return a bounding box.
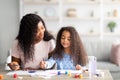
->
[16,13,54,62]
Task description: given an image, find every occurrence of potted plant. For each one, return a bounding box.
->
[107,21,116,32]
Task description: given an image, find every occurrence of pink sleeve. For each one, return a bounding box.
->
[11,40,21,58]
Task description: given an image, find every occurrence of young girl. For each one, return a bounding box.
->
[40,26,88,70]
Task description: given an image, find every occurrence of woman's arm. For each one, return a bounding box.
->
[12,56,21,65]
[7,56,21,70]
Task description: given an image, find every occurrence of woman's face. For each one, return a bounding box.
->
[35,21,45,43]
[61,30,71,49]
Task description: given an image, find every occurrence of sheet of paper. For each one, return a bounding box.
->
[6,70,29,75]
[6,70,82,76]
[6,70,56,76]
[6,70,56,79]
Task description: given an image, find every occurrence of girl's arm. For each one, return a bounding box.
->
[45,57,56,69]
[40,57,56,69]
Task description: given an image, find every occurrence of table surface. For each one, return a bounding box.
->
[0,69,113,80]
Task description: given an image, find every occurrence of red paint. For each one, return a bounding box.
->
[13,73,18,78]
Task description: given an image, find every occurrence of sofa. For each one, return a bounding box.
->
[81,37,120,80]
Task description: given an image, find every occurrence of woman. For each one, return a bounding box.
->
[8,13,55,70]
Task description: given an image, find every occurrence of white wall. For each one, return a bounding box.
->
[22,0,120,37]
[0,0,19,64]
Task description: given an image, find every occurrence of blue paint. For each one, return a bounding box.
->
[28,70,36,73]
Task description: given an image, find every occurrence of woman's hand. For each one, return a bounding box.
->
[7,61,20,71]
[75,64,82,70]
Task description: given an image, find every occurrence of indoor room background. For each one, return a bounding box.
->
[0,0,120,67]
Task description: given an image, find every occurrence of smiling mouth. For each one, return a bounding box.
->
[63,43,68,46]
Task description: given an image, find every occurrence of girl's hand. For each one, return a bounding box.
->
[7,61,20,71]
[39,61,47,69]
[75,64,82,70]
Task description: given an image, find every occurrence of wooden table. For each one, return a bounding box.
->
[0,69,113,80]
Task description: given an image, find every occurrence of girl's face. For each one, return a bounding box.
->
[61,30,71,49]
[35,21,45,43]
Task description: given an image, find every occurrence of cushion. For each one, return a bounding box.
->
[82,39,113,61]
[110,44,120,66]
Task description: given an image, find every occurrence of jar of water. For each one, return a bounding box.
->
[88,56,97,78]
